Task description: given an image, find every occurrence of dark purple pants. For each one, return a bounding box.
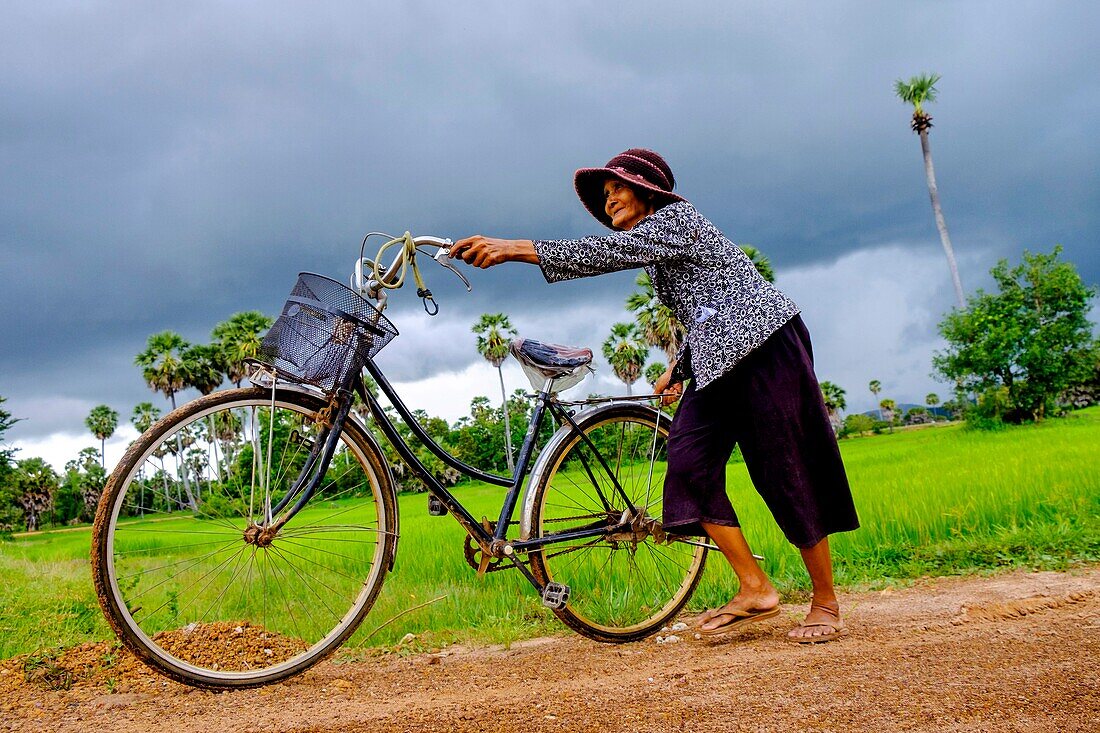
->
[662,315,859,548]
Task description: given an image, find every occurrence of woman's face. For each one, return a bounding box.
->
[604,178,654,230]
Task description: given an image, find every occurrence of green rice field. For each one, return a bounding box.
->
[2,406,1098,660]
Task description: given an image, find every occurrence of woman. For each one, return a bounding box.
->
[449,148,859,643]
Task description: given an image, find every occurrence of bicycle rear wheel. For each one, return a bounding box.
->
[527,402,706,642]
[91,387,396,689]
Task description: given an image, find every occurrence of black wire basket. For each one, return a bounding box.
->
[256,273,398,392]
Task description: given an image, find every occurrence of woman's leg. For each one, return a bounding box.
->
[697,522,780,632]
[787,536,846,641]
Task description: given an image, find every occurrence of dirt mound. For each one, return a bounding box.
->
[1,622,309,695]
[152,620,308,670]
[0,641,154,695]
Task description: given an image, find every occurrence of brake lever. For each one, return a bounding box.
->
[434,245,473,292]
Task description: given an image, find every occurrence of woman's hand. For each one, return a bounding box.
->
[653,364,683,406]
[449,237,538,268]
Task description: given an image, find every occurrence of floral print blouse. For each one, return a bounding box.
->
[532,202,800,390]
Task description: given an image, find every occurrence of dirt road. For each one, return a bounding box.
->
[3,568,1098,732]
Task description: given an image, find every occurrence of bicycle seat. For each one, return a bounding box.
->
[512,339,592,371]
[511,338,594,392]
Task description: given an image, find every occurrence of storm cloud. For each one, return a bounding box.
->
[2,2,1098,459]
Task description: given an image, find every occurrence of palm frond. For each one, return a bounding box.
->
[893,73,941,112]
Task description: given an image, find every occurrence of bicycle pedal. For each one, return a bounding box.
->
[541,582,571,609]
[427,495,448,516]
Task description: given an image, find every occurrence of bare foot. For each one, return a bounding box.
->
[698,585,781,633]
[787,599,847,643]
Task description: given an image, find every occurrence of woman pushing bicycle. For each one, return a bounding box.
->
[449,148,860,643]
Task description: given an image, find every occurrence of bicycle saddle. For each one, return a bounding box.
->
[510,338,594,392]
[511,339,592,371]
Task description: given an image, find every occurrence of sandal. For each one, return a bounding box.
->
[787,602,848,644]
[697,606,781,637]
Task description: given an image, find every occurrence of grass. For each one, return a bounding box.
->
[1,406,1097,660]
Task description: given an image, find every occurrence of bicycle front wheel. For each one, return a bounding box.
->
[527,402,706,642]
[91,387,397,689]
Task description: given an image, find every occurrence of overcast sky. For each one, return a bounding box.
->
[2,2,1098,470]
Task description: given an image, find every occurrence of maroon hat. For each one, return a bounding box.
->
[574,148,685,229]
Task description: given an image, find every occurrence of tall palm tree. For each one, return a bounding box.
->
[819,381,847,434]
[895,73,965,308]
[879,398,897,432]
[602,322,648,396]
[212,311,274,386]
[925,392,940,420]
[626,273,683,362]
[84,405,119,469]
[135,331,196,510]
[13,457,57,531]
[182,343,227,486]
[131,402,161,434]
[869,379,882,420]
[182,344,224,397]
[473,313,518,473]
[738,244,776,283]
[136,331,191,410]
[130,402,161,511]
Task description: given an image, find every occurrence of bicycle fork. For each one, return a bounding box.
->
[244,378,359,545]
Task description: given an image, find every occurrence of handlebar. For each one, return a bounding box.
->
[351,233,471,314]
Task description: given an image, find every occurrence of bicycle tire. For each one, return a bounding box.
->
[91,387,397,689]
[526,402,706,642]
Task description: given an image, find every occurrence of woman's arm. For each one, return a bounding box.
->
[449,202,701,281]
[448,237,539,268]
[653,361,683,406]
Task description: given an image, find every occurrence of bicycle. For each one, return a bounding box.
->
[91,232,709,689]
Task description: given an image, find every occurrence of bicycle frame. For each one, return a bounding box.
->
[356,360,644,582]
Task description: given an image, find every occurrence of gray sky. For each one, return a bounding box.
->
[2,2,1098,468]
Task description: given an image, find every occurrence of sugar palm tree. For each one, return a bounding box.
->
[13,457,57,531]
[135,331,196,509]
[212,311,274,386]
[84,405,119,469]
[626,273,683,362]
[182,343,227,485]
[182,344,224,396]
[130,402,161,507]
[925,392,940,420]
[894,73,964,308]
[473,313,517,473]
[819,381,847,434]
[136,331,191,410]
[131,402,160,434]
[602,322,648,396]
[880,398,897,432]
[869,379,882,420]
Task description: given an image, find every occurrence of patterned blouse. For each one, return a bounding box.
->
[532,201,800,390]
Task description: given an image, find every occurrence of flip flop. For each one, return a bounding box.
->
[697,606,781,636]
[787,621,848,644]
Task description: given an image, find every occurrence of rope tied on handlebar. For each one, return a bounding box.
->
[363,231,438,315]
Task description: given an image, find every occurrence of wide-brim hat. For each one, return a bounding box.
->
[574,148,685,229]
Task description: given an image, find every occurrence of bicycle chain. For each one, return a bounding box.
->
[460,513,620,574]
